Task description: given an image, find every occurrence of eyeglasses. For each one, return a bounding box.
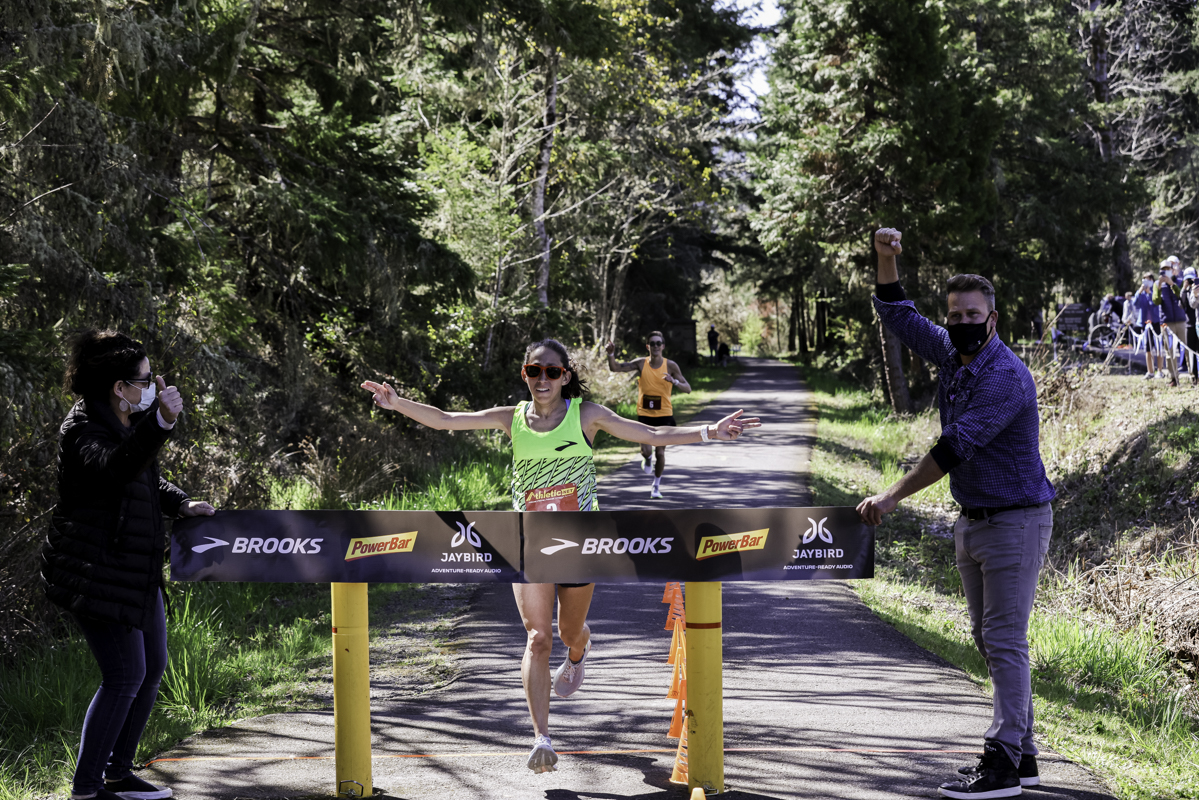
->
[648,340,664,347]
[523,364,565,379]
[124,373,153,389]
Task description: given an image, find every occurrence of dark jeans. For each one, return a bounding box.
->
[72,590,168,794]
[955,504,1052,767]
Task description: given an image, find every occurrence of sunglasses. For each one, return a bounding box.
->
[648,340,664,347]
[124,373,154,389]
[523,364,566,380]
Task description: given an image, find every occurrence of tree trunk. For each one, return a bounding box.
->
[789,285,799,353]
[816,292,827,350]
[1109,212,1133,294]
[532,46,558,308]
[878,320,912,414]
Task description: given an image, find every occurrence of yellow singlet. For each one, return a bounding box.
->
[638,359,673,417]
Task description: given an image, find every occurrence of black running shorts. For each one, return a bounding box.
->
[637,415,677,427]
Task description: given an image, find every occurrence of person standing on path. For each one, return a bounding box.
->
[605,332,692,499]
[707,323,719,364]
[856,228,1055,800]
[361,339,757,774]
[43,330,215,800]
[1153,261,1187,387]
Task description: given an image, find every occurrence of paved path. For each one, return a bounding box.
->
[148,359,1115,799]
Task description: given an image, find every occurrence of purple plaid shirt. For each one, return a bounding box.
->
[873,292,1055,510]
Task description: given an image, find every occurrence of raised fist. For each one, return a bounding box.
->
[874,228,903,256]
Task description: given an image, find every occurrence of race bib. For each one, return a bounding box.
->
[525,483,580,512]
[642,395,662,411]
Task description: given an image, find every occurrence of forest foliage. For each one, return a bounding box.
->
[3,0,1199,641]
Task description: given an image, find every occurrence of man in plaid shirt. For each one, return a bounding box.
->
[857,227,1055,800]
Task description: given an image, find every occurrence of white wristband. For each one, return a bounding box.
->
[699,424,710,442]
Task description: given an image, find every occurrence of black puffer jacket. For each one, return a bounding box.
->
[42,398,188,630]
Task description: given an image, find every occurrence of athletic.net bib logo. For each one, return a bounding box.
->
[345,532,418,561]
[696,529,768,560]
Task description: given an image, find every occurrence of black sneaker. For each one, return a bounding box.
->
[939,741,1022,798]
[959,752,1040,787]
[104,775,172,800]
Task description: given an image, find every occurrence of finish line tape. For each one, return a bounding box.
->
[146,746,976,765]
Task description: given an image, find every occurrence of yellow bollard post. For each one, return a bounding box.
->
[684,581,723,794]
[331,583,373,798]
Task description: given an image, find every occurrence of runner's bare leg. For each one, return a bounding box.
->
[556,584,595,662]
[653,445,666,478]
[513,583,556,736]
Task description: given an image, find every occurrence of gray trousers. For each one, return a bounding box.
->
[954,503,1053,766]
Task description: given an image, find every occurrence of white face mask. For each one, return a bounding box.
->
[125,380,156,413]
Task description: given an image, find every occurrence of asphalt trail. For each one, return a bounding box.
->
[148,358,1115,799]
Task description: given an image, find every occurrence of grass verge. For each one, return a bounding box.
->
[803,364,1199,800]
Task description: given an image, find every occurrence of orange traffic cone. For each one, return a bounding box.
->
[668,696,684,738]
[665,593,684,630]
[667,649,682,699]
[667,617,685,664]
[661,581,681,604]
[669,721,689,784]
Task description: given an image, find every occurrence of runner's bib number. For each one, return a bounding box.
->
[525,483,580,512]
[642,395,663,411]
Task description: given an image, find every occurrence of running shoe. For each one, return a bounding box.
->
[650,487,663,499]
[642,456,653,474]
[1144,371,1155,380]
[939,741,1021,798]
[552,640,591,697]
[104,775,172,800]
[960,752,1039,787]
[527,734,558,773]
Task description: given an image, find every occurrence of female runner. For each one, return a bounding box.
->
[361,338,759,774]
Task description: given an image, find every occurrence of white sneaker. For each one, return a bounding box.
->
[642,457,653,475]
[1145,371,1155,379]
[552,640,591,697]
[527,734,558,773]
[650,487,663,499]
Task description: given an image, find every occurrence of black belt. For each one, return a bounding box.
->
[960,503,1037,521]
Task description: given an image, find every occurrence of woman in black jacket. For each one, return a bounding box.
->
[42,330,214,800]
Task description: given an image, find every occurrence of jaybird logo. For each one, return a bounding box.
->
[191,537,230,554]
[802,517,833,545]
[451,521,482,548]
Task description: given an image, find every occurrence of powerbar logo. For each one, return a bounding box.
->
[345,532,418,561]
[696,529,769,560]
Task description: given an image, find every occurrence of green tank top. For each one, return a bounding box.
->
[510,399,598,511]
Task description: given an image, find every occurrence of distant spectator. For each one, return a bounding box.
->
[1154,263,1187,387]
[1097,293,1116,325]
[707,323,719,364]
[1183,268,1198,386]
[1135,275,1162,379]
[1121,292,1136,326]
[717,340,730,366]
[1032,309,1044,341]
[1111,292,1126,324]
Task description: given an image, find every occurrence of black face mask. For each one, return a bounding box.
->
[945,316,993,357]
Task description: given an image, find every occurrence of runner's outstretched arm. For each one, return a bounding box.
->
[604,342,642,373]
[361,380,514,434]
[583,403,760,446]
